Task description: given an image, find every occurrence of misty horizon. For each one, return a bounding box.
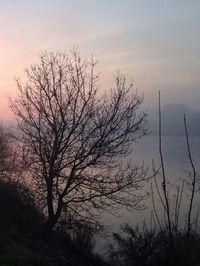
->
[0,1,200,265]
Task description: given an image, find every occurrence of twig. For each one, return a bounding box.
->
[158,91,172,242]
[152,159,167,213]
[151,182,162,230]
[184,113,196,239]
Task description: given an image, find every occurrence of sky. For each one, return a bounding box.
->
[0,0,200,120]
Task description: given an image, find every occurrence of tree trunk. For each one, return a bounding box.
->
[43,196,64,235]
[44,216,57,234]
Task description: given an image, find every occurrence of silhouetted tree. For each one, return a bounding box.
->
[10,50,147,233]
[0,123,10,177]
[0,123,20,180]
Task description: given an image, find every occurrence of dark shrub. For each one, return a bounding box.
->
[0,179,43,235]
[109,224,200,266]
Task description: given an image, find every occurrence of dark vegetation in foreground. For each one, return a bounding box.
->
[109,224,200,266]
[1,137,200,266]
[2,176,200,266]
[0,179,108,266]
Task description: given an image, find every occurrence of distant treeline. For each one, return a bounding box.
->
[149,104,200,136]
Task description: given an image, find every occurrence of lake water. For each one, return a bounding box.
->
[133,135,200,178]
[96,135,200,253]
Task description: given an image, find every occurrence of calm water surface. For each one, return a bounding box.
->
[96,136,200,252]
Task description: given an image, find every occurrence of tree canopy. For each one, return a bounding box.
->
[10,50,147,232]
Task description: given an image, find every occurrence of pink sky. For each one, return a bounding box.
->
[0,1,200,121]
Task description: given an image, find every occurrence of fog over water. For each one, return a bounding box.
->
[101,105,200,232]
[96,133,200,253]
[96,135,200,251]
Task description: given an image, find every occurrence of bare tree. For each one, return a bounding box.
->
[0,123,19,180]
[10,50,147,233]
